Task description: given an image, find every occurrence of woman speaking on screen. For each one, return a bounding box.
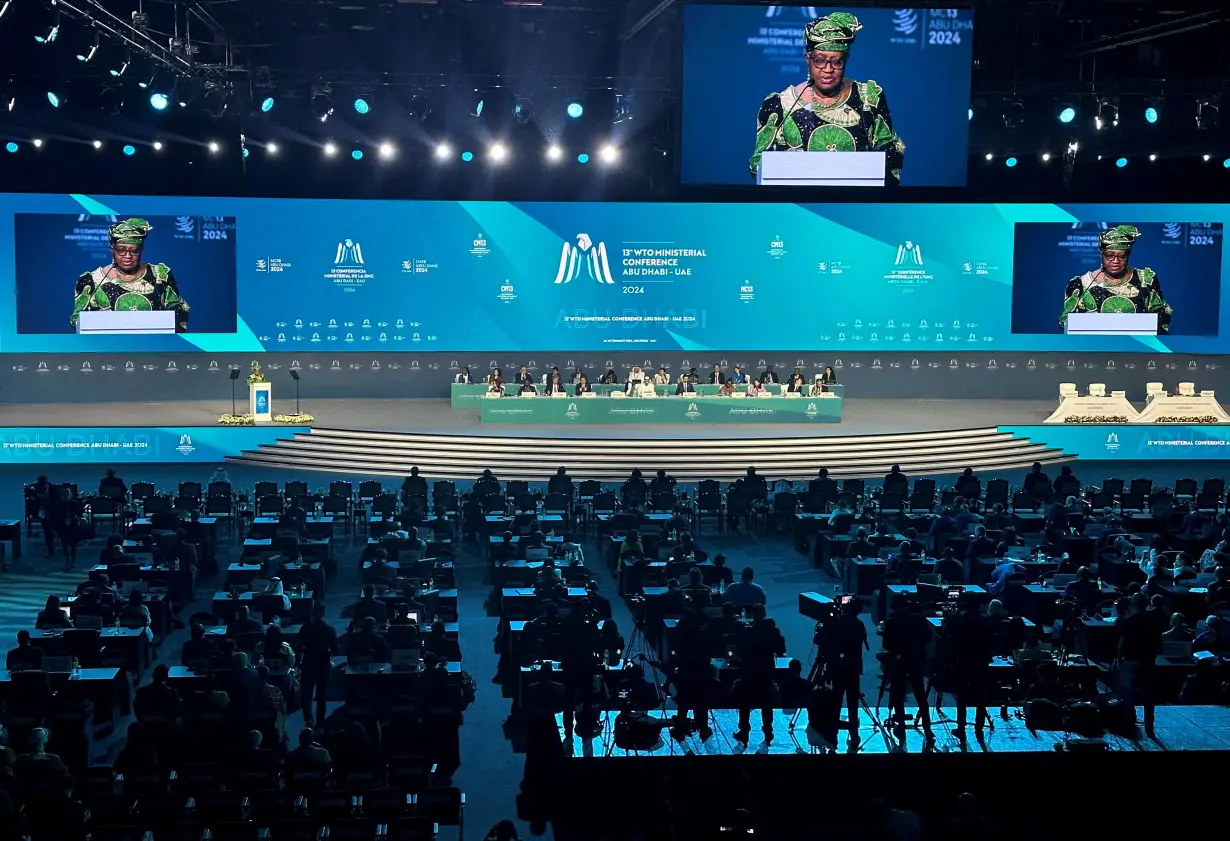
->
[749,12,905,183]
[1058,225,1173,336]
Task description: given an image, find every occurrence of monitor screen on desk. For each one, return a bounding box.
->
[681,5,974,187]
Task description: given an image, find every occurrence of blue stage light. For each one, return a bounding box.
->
[1058,106,1076,124]
[566,101,584,119]
[4,142,17,154]
[122,145,135,156]
[461,151,474,162]
[46,92,61,108]
[242,148,250,159]
[1223,158,1230,168]
[354,98,370,115]
[577,153,590,164]
[967,107,973,121]
[352,149,363,160]
[261,97,275,113]
[1115,157,1128,168]
[1005,157,1018,167]
[1145,106,1158,124]
[150,92,169,111]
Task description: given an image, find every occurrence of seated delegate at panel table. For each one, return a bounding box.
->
[1058,225,1173,335]
[749,12,906,183]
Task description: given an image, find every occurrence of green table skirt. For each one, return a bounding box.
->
[478,395,843,424]
[451,381,843,408]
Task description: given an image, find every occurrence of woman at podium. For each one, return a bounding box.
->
[1058,225,1173,335]
[70,217,191,332]
[748,12,905,183]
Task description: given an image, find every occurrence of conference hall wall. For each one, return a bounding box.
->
[1,193,1227,401]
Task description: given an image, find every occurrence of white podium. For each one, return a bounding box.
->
[1065,312,1159,336]
[249,382,273,423]
[757,151,886,187]
[76,310,176,335]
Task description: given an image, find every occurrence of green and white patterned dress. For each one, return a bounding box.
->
[71,263,190,332]
[749,79,905,182]
[1059,268,1172,335]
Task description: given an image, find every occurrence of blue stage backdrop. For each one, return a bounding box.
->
[680,5,974,186]
[1011,222,1223,336]
[1001,425,1230,460]
[0,426,307,463]
[1,194,1229,354]
[14,212,238,335]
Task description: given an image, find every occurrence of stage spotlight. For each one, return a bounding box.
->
[1144,105,1159,124]
[150,92,169,111]
[985,152,994,161]
[1204,154,1212,162]
[242,148,249,159]
[122,145,135,156]
[546,144,563,162]
[968,107,973,121]
[4,142,17,154]
[138,71,155,90]
[1116,157,1128,168]
[377,142,395,160]
[152,141,162,151]
[599,144,619,164]
[77,39,99,63]
[35,24,59,44]
[471,93,484,118]
[109,58,130,78]
[260,97,275,113]
[323,142,338,157]
[1002,99,1024,129]
[434,142,452,160]
[1149,153,1157,161]
[1004,156,1018,168]
[354,98,370,114]
[351,149,363,160]
[1041,152,1051,162]
[47,91,62,108]
[208,141,220,154]
[489,143,508,163]
[92,140,102,150]
[0,1,11,19]
[1058,105,1076,124]
[311,87,333,122]
[514,97,533,124]
[461,151,474,162]
[1224,158,1230,168]
[1196,98,1220,130]
[566,101,584,119]
[577,153,590,164]
[5,96,13,112]
[266,142,279,155]
[32,138,43,148]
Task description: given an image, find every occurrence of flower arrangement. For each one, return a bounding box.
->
[1155,415,1219,424]
[247,360,267,386]
[274,412,316,424]
[218,413,255,425]
[1064,415,1128,424]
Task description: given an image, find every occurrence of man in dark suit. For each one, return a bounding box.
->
[708,364,725,384]
[226,605,263,637]
[760,365,779,384]
[6,630,43,671]
[348,584,388,631]
[676,378,697,395]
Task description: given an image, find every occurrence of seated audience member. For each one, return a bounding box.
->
[845,528,877,560]
[227,604,264,637]
[6,630,43,672]
[181,622,221,666]
[113,722,160,776]
[681,567,712,606]
[659,579,689,615]
[1194,615,1230,654]
[14,727,68,786]
[348,616,391,664]
[120,590,153,630]
[987,559,1026,595]
[288,727,332,770]
[349,583,389,631]
[1062,566,1103,613]
[725,567,767,607]
[1162,613,1195,643]
[254,624,296,667]
[134,664,182,724]
[35,595,72,629]
[963,526,997,563]
[934,547,965,583]
[777,658,815,709]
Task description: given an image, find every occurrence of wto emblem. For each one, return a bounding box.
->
[685,403,701,420]
[565,403,581,421]
[1105,432,1120,454]
[175,216,195,235]
[554,233,615,284]
[893,9,919,35]
[335,239,365,266]
[1162,223,1182,240]
[894,241,923,266]
[765,5,819,17]
[176,434,196,456]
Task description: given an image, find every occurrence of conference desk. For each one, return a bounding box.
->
[0,666,126,727]
[453,381,844,408]
[480,394,843,424]
[28,626,151,678]
[211,590,316,624]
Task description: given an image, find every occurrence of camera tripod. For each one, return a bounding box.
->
[787,641,879,747]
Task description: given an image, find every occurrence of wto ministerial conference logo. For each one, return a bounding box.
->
[765,5,819,18]
[806,402,819,419]
[565,402,581,421]
[894,241,923,266]
[1105,432,1121,454]
[176,434,196,456]
[893,9,919,35]
[554,233,615,285]
[325,238,375,288]
[685,403,701,420]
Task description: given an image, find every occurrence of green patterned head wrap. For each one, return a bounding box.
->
[804,12,862,53]
[108,218,153,246]
[1098,225,1141,252]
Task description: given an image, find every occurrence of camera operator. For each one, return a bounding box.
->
[820,597,869,739]
[942,594,994,735]
[669,600,714,736]
[733,614,785,741]
[880,594,934,740]
[558,607,600,739]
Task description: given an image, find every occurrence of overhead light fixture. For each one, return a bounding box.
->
[514,96,533,125]
[92,140,102,150]
[378,142,395,160]
[489,143,508,163]
[1149,153,1157,161]
[471,94,484,118]
[0,1,13,20]
[46,91,63,109]
[266,142,279,155]
[35,23,60,44]
[434,143,452,160]
[1197,98,1220,130]
[546,144,563,162]
[1002,99,1024,129]
[599,144,620,164]
[122,145,136,156]
[32,138,43,148]
[1041,152,1052,162]
[566,101,584,119]
[1004,157,1018,168]
[208,141,220,154]
[109,58,130,78]
[152,140,162,151]
[353,98,370,114]
[260,97,275,113]
[311,87,333,123]
[613,92,635,124]
[77,37,99,63]
[577,153,590,164]
[461,151,474,162]
[323,141,338,157]
[5,96,13,112]
[1144,104,1159,124]
[1116,157,1128,168]
[1094,97,1119,130]
[351,149,364,160]
[4,142,17,154]
[1057,104,1076,124]
[149,92,169,111]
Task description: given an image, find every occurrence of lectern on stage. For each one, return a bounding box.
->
[249,381,273,423]
[75,310,177,335]
[1064,312,1160,337]
[756,151,887,187]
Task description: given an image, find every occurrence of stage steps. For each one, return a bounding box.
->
[228,426,1073,481]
